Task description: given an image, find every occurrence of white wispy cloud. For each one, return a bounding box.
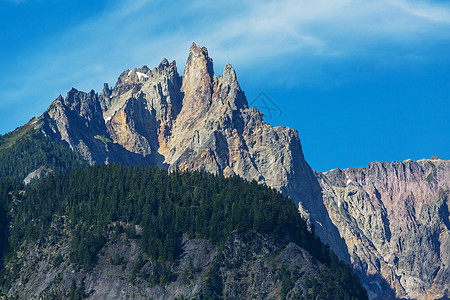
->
[1,0,449,131]
[32,0,450,70]
[388,0,450,23]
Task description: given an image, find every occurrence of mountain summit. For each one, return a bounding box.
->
[24,43,450,299]
[37,43,318,207]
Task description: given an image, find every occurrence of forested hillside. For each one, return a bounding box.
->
[0,164,367,299]
[0,122,87,182]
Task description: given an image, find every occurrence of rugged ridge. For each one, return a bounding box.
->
[37,42,319,211]
[33,43,449,299]
[316,158,450,299]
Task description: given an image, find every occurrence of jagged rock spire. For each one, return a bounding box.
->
[178,43,214,124]
[183,42,214,84]
[212,64,248,111]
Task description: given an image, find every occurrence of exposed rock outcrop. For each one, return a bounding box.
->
[316,158,450,299]
[6,219,328,299]
[23,166,53,185]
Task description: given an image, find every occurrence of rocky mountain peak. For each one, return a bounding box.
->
[157,57,176,71]
[430,155,442,160]
[178,43,214,123]
[186,42,213,71]
[221,64,238,85]
[37,42,314,195]
[159,57,170,68]
[102,83,111,95]
[212,63,248,111]
[183,42,214,83]
[63,88,102,122]
[49,94,64,108]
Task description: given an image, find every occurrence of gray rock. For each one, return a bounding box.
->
[316,159,450,299]
[6,219,324,299]
[23,166,53,185]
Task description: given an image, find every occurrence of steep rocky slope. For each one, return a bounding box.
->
[316,158,450,299]
[5,226,330,300]
[27,43,448,298]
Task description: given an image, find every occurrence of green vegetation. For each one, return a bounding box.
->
[70,228,106,271]
[53,254,64,268]
[199,251,224,300]
[110,253,125,266]
[0,164,367,299]
[95,135,112,144]
[0,120,35,150]
[0,179,19,260]
[427,172,434,184]
[69,278,85,300]
[280,265,295,298]
[302,266,366,299]
[131,254,145,281]
[0,129,87,181]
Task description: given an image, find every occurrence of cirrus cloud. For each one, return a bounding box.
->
[0,0,449,132]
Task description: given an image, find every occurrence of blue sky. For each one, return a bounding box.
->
[1,0,449,171]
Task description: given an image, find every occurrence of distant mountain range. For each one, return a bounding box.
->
[0,43,448,299]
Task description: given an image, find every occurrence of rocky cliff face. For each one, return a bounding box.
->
[34,43,448,299]
[6,220,329,300]
[37,42,320,217]
[316,158,450,299]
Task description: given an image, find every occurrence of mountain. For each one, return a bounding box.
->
[0,164,366,299]
[37,43,319,208]
[316,158,450,299]
[36,42,332,280]
[0,42,448,299]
